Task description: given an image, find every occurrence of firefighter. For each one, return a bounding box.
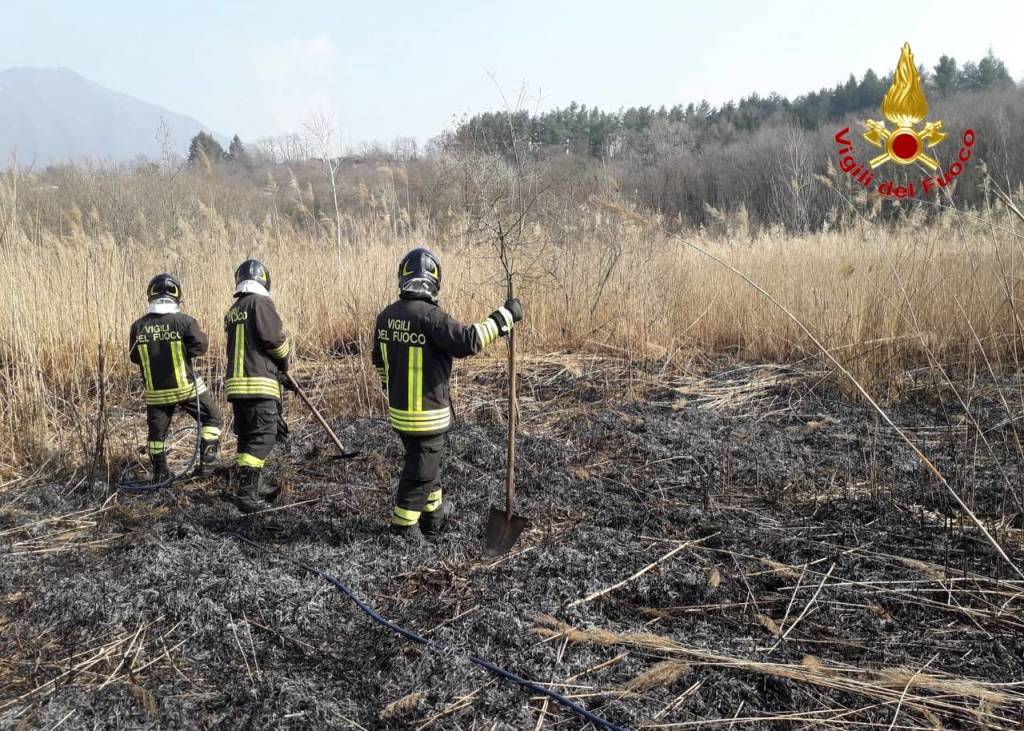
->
[372,248,524,542]
[224,259,292,513]
[129,273,223,481]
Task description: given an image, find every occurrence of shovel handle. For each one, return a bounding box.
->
[287,374,355,457]
[505,304,517,520]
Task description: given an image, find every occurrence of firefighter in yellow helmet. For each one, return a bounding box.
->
[129,273,223,481]
[372,248,523,543]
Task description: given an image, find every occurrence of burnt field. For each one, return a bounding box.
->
[2,355,1024,730]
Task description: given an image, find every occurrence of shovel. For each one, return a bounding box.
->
[286,375,360,459]
[483,319,529,555]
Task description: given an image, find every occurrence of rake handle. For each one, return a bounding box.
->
[287,375,352,456]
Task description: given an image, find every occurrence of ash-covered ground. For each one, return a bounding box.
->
[3,355,1024,730]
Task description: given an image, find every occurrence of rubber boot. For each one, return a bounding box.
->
[196,439,226,475]
[231,467,265,514]
[419,502,453,537]
[389,522,427,545]
[150,452,170,484]
[257,477,281,504]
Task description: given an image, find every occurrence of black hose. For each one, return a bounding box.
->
[228,530,628,731]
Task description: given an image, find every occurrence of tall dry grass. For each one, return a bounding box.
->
[0,177,1022,467]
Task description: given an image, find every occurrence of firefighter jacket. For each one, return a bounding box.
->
[372,294,515,435]
[129,312,209,406]
[224,293,291,400]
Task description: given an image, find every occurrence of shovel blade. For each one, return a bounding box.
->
[330,449,361,460]
[483,506,529,556]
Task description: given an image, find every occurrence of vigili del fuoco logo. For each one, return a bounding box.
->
[833,43,976,199]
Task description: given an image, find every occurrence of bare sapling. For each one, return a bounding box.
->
[462,79,549,553]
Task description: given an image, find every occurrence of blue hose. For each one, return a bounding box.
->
[229,530,629,731]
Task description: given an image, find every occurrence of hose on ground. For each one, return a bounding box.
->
[117,376,625,729]
[228,530,627,731]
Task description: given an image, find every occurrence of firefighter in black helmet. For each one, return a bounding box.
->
[224,259,292,513]
[372,248,524,542]
[129,273,224,481]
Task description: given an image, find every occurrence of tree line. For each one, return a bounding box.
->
[187,132,251,169]
[130,48,1024,236]
[450,50,1016,159]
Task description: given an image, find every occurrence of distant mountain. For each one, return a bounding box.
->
[0,67,217,166]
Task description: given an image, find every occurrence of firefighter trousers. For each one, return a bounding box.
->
[232,398,288,469]
[146,391,222,457]
[392,433,445,527]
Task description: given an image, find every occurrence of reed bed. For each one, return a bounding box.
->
[1,172,1023,466]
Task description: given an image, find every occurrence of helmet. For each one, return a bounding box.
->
[235,259,271,292]
[398,248,441,299]
[146,273,183,303]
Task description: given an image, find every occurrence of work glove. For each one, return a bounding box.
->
[280,373,298,393]
[504,298,524,323]
[488,298,524,336]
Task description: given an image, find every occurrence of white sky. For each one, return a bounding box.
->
[1,0,1022,147]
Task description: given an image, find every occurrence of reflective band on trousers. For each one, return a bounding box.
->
[200,426,221,441]
[392,505,421,526]
[236,453,265,468]
[148,440,165,455]
[423,489,443,513]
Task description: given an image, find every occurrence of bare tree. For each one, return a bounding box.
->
[304,112,344,261]
[453,79,551,531]
[778,123,812,233]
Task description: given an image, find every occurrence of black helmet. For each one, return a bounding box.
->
[146,273,183,303]
[398,248,441,299]
[235,259,271,292]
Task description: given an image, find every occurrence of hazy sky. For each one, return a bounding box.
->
[2,0,1022,148]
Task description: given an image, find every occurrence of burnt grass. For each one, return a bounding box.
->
[2,355,1024,729]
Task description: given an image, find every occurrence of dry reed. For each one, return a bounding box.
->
[532,615,1024,729]
[1,178,1022,465]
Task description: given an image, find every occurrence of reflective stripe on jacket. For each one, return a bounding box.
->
[224,292,290,401]
[372,294,512,435]
[129,312,209,406]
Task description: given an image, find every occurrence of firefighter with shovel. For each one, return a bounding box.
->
[373,248,523,543]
